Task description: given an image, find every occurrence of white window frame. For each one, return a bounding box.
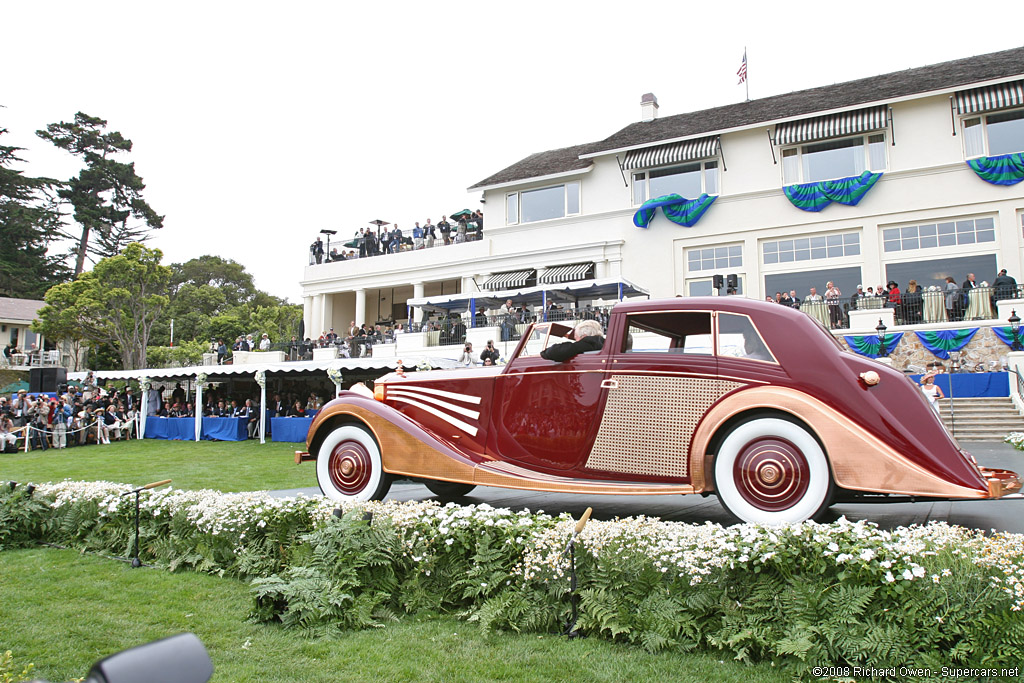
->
[961,107,1024,158]
[880,215,997,256]
[781,133,887,185]
[686,244,742,273]
[761,232,861,266]
[505,182,581,226]
[632,160,720,206]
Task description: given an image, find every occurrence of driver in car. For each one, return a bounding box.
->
[540,319,605,362]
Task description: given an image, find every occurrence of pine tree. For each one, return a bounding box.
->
[0,127,69,298]
[36,112,163,276]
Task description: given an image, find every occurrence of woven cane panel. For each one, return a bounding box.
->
[585,376,742,478]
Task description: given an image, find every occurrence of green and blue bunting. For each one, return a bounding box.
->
[784,171,883,212]
[913,328,979,359]
[633,193,717,228]
[843,332,903,358]
[967,153,1024,186]
[991,326,1024,348]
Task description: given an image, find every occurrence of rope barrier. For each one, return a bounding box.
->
[11,417,139,452]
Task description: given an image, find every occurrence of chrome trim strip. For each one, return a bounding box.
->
[387,385,482,404]
[387,390,481,419]
[388,396,480,437]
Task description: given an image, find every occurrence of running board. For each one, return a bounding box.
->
[470,460,695,496]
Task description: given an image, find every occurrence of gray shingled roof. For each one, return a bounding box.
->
[470,46,1024,190]
[469,143,597,191]
[0,297,45,323]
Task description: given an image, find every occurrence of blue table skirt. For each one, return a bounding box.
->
[202,416,249,441]
[908,372,1008,398]
[271,417,313,443]
[145,416,194,441]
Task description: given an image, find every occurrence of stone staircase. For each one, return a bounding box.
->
[937,397,1024,441]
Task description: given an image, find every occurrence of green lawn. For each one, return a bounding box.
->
[0,439,317,492]
[0,548,791,683]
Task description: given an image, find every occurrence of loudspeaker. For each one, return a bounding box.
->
[29,367,67,394]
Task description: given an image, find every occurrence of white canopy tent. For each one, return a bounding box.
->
[69,355,460,441]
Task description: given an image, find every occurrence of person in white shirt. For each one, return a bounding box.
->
[259,334,271,351]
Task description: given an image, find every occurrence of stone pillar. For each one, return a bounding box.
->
[412,282,425,326]
[354,289,366,328]
[310,296,322,339]
[303,296,313,341]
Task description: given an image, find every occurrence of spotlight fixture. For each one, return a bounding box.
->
[361,512,373,523]
[24,484,35,498]
[8,481,16,491]
[332,508,344,519]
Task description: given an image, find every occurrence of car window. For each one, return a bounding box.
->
[621,312,713,355]
[717,313,776,363]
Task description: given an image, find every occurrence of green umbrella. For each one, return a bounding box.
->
[449,209,473,220]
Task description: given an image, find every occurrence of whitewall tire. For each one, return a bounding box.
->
[316,424,392,502]
[713,418,831,525]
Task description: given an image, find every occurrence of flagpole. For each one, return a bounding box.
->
[744,47,749,102]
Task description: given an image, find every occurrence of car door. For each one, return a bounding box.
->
[579,310,726,484]
[487,327,611,472]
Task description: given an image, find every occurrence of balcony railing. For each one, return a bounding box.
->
[782,284,1024,330]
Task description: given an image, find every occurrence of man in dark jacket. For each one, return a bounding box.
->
[540,320,605,362]
[993,269,1018,302]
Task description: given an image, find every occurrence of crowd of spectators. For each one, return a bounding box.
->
[760,269,1020,329]
[0,379,138,452]
[309,211,485,265]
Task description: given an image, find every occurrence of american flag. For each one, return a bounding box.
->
[737,51,747,85]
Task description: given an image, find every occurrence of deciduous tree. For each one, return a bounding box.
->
[35,243,171,370]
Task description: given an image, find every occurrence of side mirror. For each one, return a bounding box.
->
[85,633,212,683]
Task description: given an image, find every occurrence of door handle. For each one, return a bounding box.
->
[600,379,618,389]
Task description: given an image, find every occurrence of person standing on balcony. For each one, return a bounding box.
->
[993,269,1017,303]
[438,216,452,245]
[424,219,436,248]
[412,222,424,250]
[825,281,842,328]
[944,276,960,322]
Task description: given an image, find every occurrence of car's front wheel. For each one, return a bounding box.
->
[316,424,393,502]
[712,417,832,524]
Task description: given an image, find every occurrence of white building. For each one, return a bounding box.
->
[301,46,1024,335]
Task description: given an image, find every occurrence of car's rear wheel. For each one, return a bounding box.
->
[424,480,476,499]
[712,417,832,524]
[316,424,393,502]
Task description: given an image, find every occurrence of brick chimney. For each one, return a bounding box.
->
[641,93,659,122]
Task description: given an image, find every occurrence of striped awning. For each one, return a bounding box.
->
[775,105,888,146]
[482,269,535,291]
[622,136,719,170]
[539,263,593,284]
[955,79,1024,115]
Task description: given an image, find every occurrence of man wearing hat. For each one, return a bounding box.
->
[12,389,30,428]
[850,284,866,310]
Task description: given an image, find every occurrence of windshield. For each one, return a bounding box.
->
[514,322,574,358]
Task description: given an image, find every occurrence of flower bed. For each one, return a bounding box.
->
[2,481,1023,674]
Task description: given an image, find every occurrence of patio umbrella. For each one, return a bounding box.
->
[449,209,473,220]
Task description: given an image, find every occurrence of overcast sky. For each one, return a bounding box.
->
[5,1,1023,302]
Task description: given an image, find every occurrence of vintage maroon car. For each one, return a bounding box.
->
[298,297,1021,524]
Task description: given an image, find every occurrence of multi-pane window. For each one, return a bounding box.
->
[782,134,886,184]
[687,245,742,273]
[762,233,860,265]
[633,161,719,205]
[882,217,996,253]
[963,109,1024,158]
[506,182,581,225]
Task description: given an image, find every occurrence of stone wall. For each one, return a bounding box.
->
[833,325,1013,372]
